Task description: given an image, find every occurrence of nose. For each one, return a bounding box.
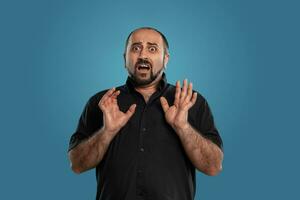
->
[138,47,148,59]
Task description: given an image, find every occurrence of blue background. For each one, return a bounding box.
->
[1,0,299,199]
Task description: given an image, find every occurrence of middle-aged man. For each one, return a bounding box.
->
[68,27,224,200]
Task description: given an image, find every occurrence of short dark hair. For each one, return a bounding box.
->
[124,27,169,54]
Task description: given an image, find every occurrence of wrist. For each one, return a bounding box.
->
[172,122,190,133]
[102,127,119,138]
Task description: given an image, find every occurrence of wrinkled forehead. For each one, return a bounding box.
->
[128,29,164,46]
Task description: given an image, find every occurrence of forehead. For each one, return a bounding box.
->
[128,29,164,45]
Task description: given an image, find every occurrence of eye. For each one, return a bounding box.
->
[131,46,141,52]
[148,46,157,52]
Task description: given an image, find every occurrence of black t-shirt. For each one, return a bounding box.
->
[68,73,223,200]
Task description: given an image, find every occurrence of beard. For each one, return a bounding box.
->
[126,58,166,87]
[128,67,164,86]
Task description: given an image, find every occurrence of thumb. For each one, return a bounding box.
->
[125,104,136,118]
[160,97,169,113]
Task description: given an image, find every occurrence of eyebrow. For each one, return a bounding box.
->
[147,42,159,46]
[131,42,159,47]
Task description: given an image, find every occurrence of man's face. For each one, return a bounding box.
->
[124,29,169,86]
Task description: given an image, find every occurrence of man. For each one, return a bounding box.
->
[68,27,223,200]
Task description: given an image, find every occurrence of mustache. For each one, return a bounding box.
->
[135,58,152,68]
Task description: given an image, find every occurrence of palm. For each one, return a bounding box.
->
[104,103,131,130]
[165,105,187,124]
[160,79,197,129]
[99,88,136,134]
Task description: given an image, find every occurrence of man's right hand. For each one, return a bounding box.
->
[98,87,136,136]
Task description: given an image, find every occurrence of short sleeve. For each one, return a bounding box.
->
[68,96,103,152]
[197,98,223,151]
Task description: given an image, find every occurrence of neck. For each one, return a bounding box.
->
[134,73,163,103]
[134,73,163,94]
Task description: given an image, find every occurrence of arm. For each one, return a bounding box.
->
[68,88,136,174]
[160,79,223,176]
[68,127,115,174]
[174,123,223,176]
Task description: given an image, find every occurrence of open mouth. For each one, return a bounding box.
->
[136,63,151,71]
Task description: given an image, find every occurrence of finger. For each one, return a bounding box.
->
[99,87,116,106]
[184,82,193,103]
[160,97,170,113]
[111,90,120,99]
[125,104,136,118]
[110,90,120,104]
[187,92,197,108]
[174,81,181,107]
[105,87,116,98]
[180,79,188,103]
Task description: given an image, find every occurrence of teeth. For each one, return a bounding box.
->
[140,64,148,67]
[137,63,150,70]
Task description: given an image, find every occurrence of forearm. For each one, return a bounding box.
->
[68,127,115,174]
[174,123,223,176]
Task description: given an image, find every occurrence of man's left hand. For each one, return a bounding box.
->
[160,79,197,131]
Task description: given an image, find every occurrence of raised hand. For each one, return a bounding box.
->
[98,88,136,135]
[160,79,197,130]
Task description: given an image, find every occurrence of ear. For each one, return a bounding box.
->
[123,53,126,68]
[163,52,170,67]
